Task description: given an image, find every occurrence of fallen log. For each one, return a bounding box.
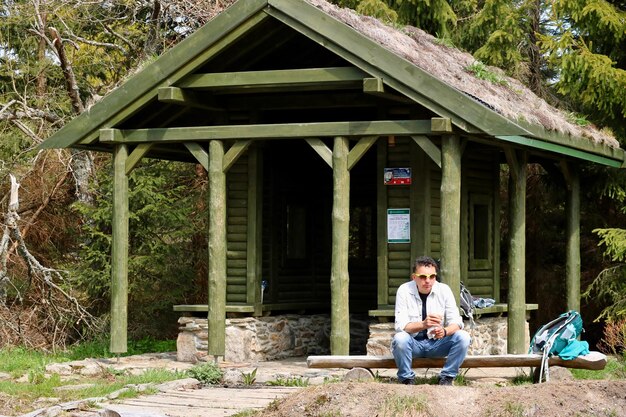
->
[307,351,607,371]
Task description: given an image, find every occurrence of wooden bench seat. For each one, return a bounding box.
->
[307,351,607,371]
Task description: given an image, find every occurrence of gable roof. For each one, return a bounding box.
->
[39,0,625,167]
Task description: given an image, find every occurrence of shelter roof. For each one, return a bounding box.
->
[39,0,625,167]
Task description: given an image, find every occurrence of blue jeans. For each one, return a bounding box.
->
[391,330,471,381]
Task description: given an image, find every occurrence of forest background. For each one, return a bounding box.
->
[1,0,625,355]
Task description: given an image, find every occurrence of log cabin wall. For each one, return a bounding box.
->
[226,151,250,304]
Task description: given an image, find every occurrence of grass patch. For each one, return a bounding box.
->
[0,368,181,415]
[0,339,181,415]
[231,410,259,417]
[266,375,309,387]
[379,393,429,417]
[511,373,533,385]
[465,61,509,86]
[0,338,176,376]
[0,347,70,376]
[502,401,525,417]
[571,356,626,380]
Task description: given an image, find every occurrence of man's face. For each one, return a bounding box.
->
[412,264,437,295]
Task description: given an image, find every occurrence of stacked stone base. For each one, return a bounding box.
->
[367,316,530,356]
[177,314,370,363]
[177,314,528,362]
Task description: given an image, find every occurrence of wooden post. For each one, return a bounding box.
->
[208,140,227,359]
[248,146,264,316]
[111,144,129,354]
[440,135,462,304]
[376,140,388,307]
[506,149,527,354]
[563,163,581,312]
[331,136,350,355]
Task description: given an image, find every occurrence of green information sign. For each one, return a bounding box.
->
[387,208,410,243]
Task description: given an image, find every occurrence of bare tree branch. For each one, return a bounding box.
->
[1,175,102,348]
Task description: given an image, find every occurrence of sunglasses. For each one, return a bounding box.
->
[412,273,437,280]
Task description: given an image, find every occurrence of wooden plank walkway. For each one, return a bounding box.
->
[99,386,302,417]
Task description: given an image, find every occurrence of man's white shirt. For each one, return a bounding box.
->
[394,280,464,334]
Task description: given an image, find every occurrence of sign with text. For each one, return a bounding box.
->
[387,208,410,243]
[384,167,411,185]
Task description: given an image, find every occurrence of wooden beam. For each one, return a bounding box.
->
[331,136,350,355]
[177,67,366,92]
[247,147,264,316]
[98,120,433,143]
[347,136,378,170]
[507,150,527,354]
[111,145,129,354]
[157,87,221,111]
[223,140,252,172]
[497,135,623,168]
[508,119,626,165]
[440,135,462,305]
[306,138,333,168]
[561,161,581,312]
[411,135,441,168]
[363,77,384,93]
[125,143,153,174]
[306,352,608,371]
[376,140,389,307]
[173,304,255,313]
[504,147,520,181]
[208,140,227,359]
[431,117,453,133]
[184,142,209,171]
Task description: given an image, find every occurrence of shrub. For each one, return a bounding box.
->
[187,362,223,385]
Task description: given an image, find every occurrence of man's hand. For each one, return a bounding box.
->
[423,313,442,329]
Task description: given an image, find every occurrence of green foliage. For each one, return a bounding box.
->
[242,368,257,385]
[0,338,175,376]
[72,159,205,338]
[501,401,525,417]
[566,112,591,126]
[186,362,223,385]
[0,347,70,376]
[266,375,310,386]
[465,61,509,86]
[584,231,626,321]
[539,0,626,137]
[349,0,398,24]
[231,410,260,417]
[66,337,175,360]
[379,393,429,416]
[511,373,534,385]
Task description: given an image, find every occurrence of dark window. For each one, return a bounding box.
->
[349,206,373,261]
[469,194,492,270]
[286,204,307,260]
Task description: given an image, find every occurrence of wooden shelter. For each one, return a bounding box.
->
[40,0,626,357]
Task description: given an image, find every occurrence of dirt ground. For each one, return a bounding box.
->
[257,379,626,417]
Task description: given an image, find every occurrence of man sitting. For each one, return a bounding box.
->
[392,256,471,385]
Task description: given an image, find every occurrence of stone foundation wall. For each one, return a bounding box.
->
[177,314,529,362]
[177,314,370,363]
[367,316,530,356]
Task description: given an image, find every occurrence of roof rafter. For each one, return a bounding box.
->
[176,66,368,93]
[99,120,433,143]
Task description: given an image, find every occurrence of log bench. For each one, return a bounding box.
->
[307,351,607,372]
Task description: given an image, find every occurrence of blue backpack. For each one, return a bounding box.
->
[528,310,589,382]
